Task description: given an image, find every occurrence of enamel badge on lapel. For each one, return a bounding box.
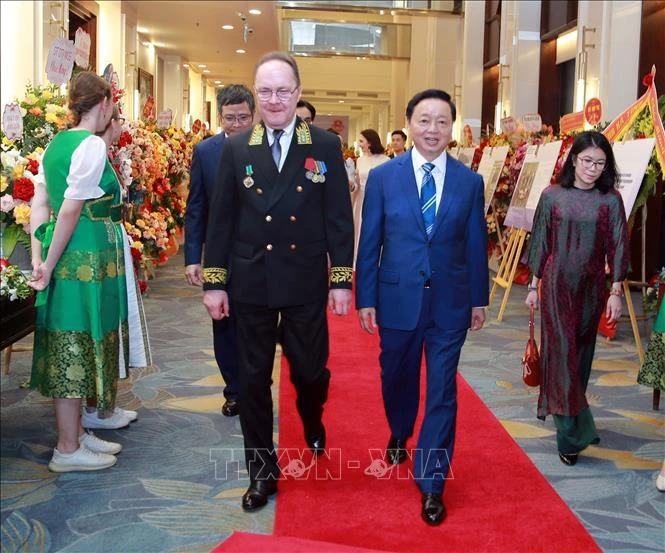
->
[296,122,312,145]
[248,124,264,146]
[305,157,327,183]
[243,165,254,188]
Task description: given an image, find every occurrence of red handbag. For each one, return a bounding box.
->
[522,306,541,387]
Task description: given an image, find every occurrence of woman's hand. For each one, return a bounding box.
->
[525,290,539,309]
[29,261,53,291]
[605,294,622,323]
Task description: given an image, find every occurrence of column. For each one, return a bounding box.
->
[162,55,183,122]
[460,0,485,143]
[507,1,541,118]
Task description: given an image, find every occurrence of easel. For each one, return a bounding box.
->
[488,226,528,321]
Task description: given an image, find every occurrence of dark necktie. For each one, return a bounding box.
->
[271,129,284,169]
[420,162,436,236]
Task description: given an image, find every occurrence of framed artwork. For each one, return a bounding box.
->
[137,68,153,111]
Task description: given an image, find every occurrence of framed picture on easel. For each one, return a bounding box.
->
[137,68,153,114]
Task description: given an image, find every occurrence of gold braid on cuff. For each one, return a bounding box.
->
[203,267,228,284]
[330,266,353,284]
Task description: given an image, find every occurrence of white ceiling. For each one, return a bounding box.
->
[125,0,280,87]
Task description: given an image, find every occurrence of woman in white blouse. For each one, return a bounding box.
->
[352,129,389,267]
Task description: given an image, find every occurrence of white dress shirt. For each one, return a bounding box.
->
[411,146,448,212]
[265,116,297,172]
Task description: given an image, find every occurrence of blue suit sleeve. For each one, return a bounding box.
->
[466,173,490,307]
[355,168,384,309]
[184,144,205,266]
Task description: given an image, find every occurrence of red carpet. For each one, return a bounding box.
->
[272,310,600,552]
[213,531,392,552]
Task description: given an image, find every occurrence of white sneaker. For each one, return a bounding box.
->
[48,445,117,472]
[114,407,138,422]
[657,474,665,492]
[79,431,122,455]
[81,409,131,430]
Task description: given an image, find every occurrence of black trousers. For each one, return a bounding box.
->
[234,297,330,480]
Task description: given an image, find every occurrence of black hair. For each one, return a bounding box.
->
[391,130,407,141]
[557,131,618,194]
[217,84,255,114]
[360,129,385,155]
[297,100,316,122]
[405,89,456,122]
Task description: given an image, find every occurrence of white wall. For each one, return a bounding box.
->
[460,0,485,143]
[1,1,37,108]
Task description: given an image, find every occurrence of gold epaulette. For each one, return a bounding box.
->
[295,121,312,144]
[248,124,264,146]
[330,266,353,284]
[203,267,228,284]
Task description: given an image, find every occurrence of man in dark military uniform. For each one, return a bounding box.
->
[202,51,354,512]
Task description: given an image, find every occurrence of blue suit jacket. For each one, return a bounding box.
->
[355,150,489,331]
[184,134,225,265]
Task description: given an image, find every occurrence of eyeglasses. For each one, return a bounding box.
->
[577,156,606,171]
[221,114,252,124]
[255,87,298,102]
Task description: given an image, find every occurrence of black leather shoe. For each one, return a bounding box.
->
[241,479,277,511]
[221,398,239,417]
[558,451,579,466]
[306,425,326,456]
[386,436,407,465]
[421,492,446,526]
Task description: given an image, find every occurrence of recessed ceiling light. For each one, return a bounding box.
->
[222,24,234,30]
[203,69,211,73]
[236,49,246,54]
[215,80,222,84]
[248,8,261,15]
[183,63,189,68]
[198,64,207,68]
[338,100,345,103]
[335,52,341,55]
[330,46,336,51]
[137,26,149,33]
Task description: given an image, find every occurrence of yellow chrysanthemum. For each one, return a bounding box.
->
[45,112,58,124]
[132,240,144,252]
[12,165,24,178]
[13,203,31,225]
[0,175,7,193]
[42,90,53,100]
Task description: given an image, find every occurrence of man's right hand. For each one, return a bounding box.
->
[358,307,377,334]
[203,290,229,320]
[185,264,203,286]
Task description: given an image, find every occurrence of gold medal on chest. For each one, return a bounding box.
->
[244,164,254,188]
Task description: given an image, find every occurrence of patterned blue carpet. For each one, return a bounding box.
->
[1,251,663,552]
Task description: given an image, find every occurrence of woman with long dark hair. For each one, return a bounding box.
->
[525,130,629,466]
[352,128,389,267]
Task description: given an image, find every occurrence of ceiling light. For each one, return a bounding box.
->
[379,10,384,15]
[338,100,345,103]
[248,9,261,15]
[198,64,207,68]
[183,63,189,68]
[335,52,341,55]
[203,69,211,73]
[137,26,149,33]
[222,24,234,30]
[331,46,336,51]
[215,80,221,84]
[236,49,246,54]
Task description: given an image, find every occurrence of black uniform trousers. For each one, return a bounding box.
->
[234,297,330,481]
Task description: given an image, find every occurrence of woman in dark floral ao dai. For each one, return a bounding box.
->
[525,131,629,466]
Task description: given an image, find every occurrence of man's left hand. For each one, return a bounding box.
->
[328,289,352,316]
[470,307,485,331]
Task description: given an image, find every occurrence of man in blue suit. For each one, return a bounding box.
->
[356,89,489,526]
[184,84,255,417]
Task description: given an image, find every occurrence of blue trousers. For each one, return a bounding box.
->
[379,289,467,493]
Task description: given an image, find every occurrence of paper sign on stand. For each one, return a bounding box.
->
[477,145,509,213]
[522,113,542,133]
[612,138,656,217]
[457,147,477,168]
[45,37,76,85]
[503,141,562,231]
[157,109,173,129]
[74,28,91,68]
[2,104,23,140]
